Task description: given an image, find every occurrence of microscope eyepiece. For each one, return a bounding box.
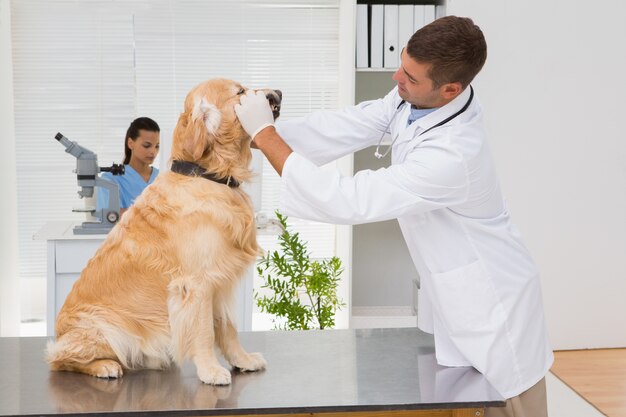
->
[55,132,64,141]
[101,163,125,176]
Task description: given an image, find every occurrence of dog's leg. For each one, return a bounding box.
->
[213,305,266,372]
[47,328,124,378]
[193,294,232,385]
[168,279,232,385]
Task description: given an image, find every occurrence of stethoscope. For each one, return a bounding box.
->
[374,86,475,159]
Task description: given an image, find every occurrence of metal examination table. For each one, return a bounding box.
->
[0,327,504,417]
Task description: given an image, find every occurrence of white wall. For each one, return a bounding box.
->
[0,0,21,336]
[336,0,357,328]
[447,0,626,349]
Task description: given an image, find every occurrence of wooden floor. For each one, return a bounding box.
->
[551,348,626,417]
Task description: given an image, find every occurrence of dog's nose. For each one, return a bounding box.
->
[265,90,282,105]
[265,89,282,120]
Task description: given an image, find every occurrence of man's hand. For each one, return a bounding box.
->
[234,90,275,140]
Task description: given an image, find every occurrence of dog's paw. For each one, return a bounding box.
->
[197,365,232,385]
[231,352,267,372]
[88,359,124,379]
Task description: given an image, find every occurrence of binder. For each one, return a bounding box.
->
[355,4,368,68]
[424,5,436,25]
[383,5,399,68]
[370,4,384,69]
[398,4,414,59]
[413,5,425,32]
[435,5,446,19]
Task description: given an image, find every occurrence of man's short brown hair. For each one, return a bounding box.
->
[406,16,487,89]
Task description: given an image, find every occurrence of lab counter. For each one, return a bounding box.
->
[0,327,504,417]
[34,221,108,336]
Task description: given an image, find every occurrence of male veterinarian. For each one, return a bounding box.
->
[235,16,552,417]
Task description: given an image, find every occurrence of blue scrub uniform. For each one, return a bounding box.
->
[97,165,159,211]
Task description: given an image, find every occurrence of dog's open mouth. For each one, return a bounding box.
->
[266,89,282,120]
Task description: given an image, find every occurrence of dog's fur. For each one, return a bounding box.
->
[46,78,280,385]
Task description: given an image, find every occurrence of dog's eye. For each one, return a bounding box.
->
[237,88,245,95]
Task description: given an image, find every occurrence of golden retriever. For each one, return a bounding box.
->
[46,78,281,385]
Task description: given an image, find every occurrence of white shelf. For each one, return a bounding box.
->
[356,67,398,72]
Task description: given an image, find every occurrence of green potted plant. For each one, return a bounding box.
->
[255,212,344,330]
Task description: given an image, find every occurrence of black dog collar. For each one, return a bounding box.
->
[170,160,240,188]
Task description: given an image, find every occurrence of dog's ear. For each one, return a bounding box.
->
[184,96,222,160]
[192,96,222,135]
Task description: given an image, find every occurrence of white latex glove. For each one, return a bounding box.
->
[234,90,274,140]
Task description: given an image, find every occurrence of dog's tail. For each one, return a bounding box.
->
[45,327,109,370]
[46,314,172,371]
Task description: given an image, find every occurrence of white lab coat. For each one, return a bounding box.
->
[275,86,553,399]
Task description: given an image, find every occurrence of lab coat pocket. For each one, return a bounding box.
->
[430,260,505,336]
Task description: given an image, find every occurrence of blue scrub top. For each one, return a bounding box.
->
[97,165,159,211]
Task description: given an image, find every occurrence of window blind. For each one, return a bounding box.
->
[132,0,341,259]
[12,1,137,286]
[11,0,343,318]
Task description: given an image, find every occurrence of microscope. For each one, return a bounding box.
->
[55,132,125,235]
